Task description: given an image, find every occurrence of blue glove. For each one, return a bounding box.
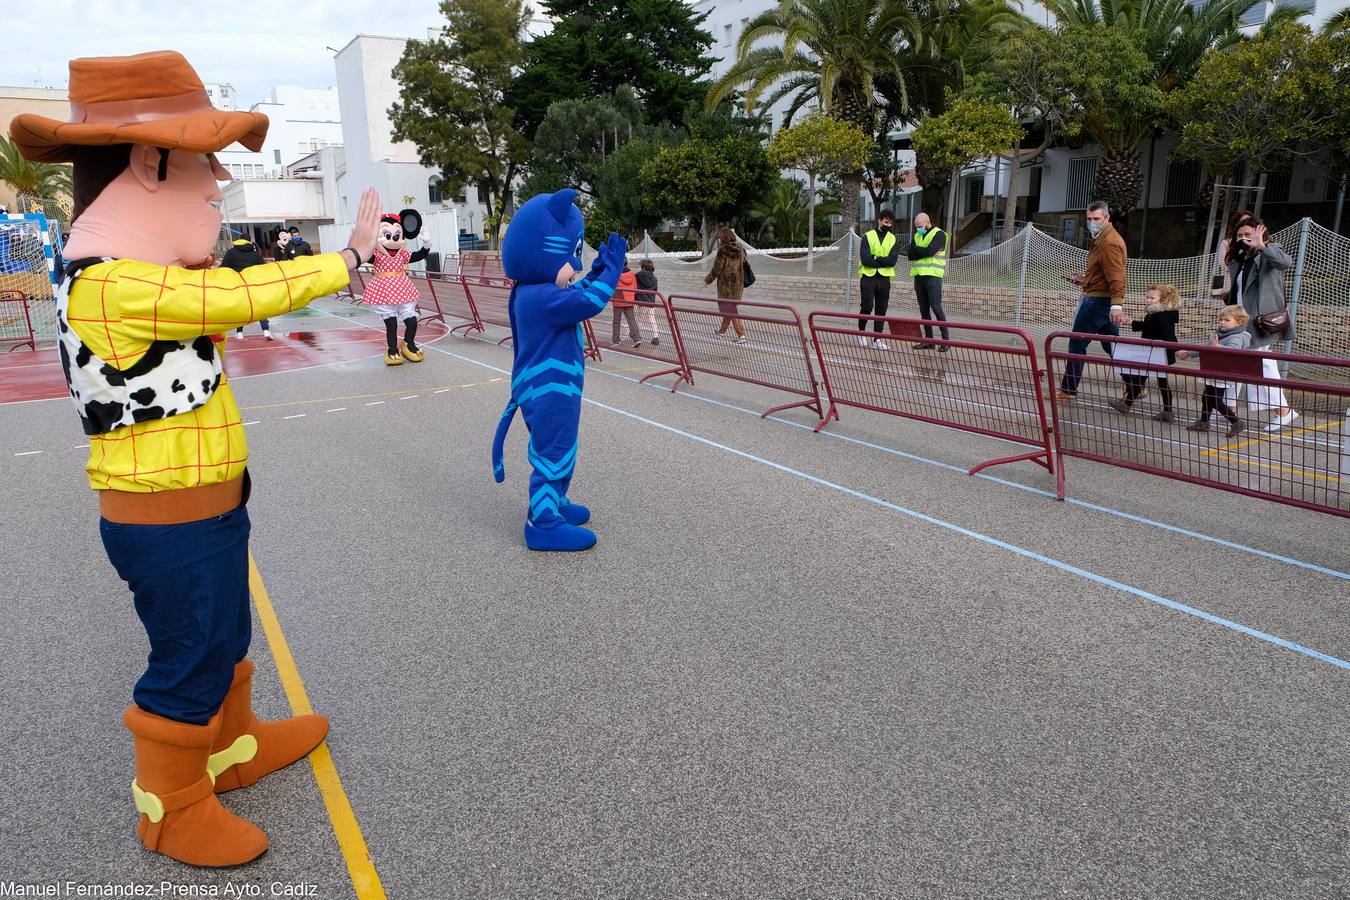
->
[597,232,628,276]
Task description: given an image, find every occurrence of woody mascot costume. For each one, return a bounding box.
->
[9,51,382,867]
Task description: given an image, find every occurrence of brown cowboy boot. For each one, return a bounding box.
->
[208,658,329,793]
[124,705,268,867]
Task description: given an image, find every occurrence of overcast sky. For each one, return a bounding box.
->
[2,1,478,108]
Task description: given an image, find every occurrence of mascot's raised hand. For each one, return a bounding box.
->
[491,189,626,551]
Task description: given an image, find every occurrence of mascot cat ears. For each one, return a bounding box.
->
[381,208,424,240]
[502,188,586,285]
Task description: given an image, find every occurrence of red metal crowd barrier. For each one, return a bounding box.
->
[809,312,1055,475]
[1046,332,1350,518]
[457,251,504,278]
[586,290,693,387]
[457,273,601,361]
[665,294,822,419]
[0,291,35,351]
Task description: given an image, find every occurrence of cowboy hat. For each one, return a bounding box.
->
[9,51,268,163]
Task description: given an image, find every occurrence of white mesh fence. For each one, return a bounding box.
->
[0,213,61,343]
[19,215,1350,383]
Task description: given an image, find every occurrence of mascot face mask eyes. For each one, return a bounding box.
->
[378,220,405,254]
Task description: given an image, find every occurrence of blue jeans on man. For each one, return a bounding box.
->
[100,505,252,724]
[1060,295,1119,394]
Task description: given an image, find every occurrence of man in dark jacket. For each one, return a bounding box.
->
[222,239,273,340]
[907,211,949,350]
[288,226,313,256]
[857,208,900,349]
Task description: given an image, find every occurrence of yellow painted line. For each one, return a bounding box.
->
[1212,452,1343,483]
[240,378,503,412]
[248,553,387,899]
[1200,419,1339,457]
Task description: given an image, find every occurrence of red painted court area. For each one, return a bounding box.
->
[0,323,446,404]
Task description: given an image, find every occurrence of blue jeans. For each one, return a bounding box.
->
[100,505,252,724]
[1060,296,1119,394]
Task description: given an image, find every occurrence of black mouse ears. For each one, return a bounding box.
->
[398,208,423,240]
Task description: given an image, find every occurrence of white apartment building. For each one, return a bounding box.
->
[331,34,488,242]
[216,86,344,180]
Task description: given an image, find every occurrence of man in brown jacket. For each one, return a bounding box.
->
[1057,200,1129,398]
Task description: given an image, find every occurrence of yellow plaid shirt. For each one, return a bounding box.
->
[67,254,350,492]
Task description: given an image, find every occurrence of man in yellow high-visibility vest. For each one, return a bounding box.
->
[907,212,949,351]
[857,208,900,349]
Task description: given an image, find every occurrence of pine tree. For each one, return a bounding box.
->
[508,0,715,138]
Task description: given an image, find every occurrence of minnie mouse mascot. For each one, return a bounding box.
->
[362,208,431,365]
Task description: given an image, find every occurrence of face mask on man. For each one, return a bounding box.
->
[916,226,928,236]
[1086,220,1104,238]
[878,222,891,235]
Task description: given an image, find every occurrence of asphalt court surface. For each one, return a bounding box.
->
[1,297,1347,898]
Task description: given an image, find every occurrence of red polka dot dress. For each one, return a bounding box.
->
[361,248,421,306]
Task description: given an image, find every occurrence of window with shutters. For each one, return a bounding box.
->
[1164,158,1203,206]
[1263,170,1291,204]
[428,178,443,205]
[1066,157,1099,210]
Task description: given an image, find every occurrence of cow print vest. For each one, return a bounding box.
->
[58,258,224,436]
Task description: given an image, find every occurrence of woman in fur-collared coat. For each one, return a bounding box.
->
[705,227,748,344]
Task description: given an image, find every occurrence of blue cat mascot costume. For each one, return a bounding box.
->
[491,189,627,551]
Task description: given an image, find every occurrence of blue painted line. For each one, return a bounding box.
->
[583,358,1350,584]
[579,396,1350,673]
[329,312,1350,670]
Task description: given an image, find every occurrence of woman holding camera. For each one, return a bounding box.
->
[1226,217,1298,431]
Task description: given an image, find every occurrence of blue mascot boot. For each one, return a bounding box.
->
[524,519,597,552]
[560,501,590,526]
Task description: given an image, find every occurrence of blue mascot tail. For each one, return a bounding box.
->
[491,399,518,483]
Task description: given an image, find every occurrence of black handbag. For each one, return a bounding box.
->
[742,258,755,288]
[1253,308,1290,336]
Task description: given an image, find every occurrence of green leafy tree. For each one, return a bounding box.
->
[0,136,72,203]
[1170,23,1347,219]
[1051,25,1163,226]
[530,88,644,198]
[766,112,870,262]
[595,137,673,238]
[748,177,840,245]
[911,93,1023,235]
[1047,0,1305,231]
[507,0,715,138]
[640,135,773,249]
[987,26,1081,240]
[706,0,922,235]
[389,0,530,249]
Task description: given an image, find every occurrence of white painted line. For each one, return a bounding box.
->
[73,444,89,449]
[433,388,452,394]
[366,401,385,406]
[327,407,347,413]
[243,420,260,426]
[283,414,307,420]
[399,395,419,400]
[15,450,42,456]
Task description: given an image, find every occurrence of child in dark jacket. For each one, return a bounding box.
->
[1110,282,1180,421]
[1184,305,1251,437]
[635,259,661,346]
[222,239,273,340]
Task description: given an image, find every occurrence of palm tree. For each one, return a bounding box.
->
[0,136,72,205]
[889,0,1027,230]
[1323,8,1350,34]
[1046,0,1306,230]
[749,177,840,244]
[706,0,922,235]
